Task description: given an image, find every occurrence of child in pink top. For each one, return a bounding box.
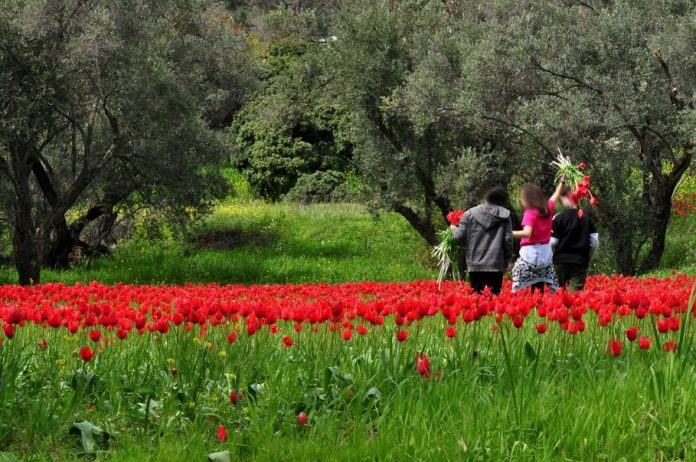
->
[511,182,565,292]
[520,199,555,246]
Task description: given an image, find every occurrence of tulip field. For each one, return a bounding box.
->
[1,274,695,461]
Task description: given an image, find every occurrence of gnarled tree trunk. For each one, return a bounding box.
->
[9,144,40,285]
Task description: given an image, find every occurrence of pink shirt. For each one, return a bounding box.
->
[520,200,555,246]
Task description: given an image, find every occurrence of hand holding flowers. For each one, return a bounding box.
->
[433,210,465,287]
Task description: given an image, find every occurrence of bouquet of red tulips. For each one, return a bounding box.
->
[432,210,464,287]
[552,150,598,217]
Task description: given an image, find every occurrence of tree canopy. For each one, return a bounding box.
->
[319,0,695,274]
[1,0,694,283]
[0,0,257,283]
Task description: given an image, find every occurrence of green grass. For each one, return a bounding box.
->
[3,195,694,286]
[3,309,696,462]
[0,197,694,461]
[0,202,433,285]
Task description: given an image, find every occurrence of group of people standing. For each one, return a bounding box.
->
[451,179,598,295]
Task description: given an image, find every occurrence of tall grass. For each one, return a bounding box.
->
[0,202,433,285]
[2,299,696,461]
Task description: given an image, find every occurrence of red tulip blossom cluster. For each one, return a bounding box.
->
[434,210,465,286]
[446,210,465,226]
[552,153,598,218]
[570,175,598,209]
[0,275,693,363]
[673,192,696,218]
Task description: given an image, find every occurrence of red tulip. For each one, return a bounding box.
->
[625,326,638,342]
[356,324,368,336]
[663,341,678,352]
[79,346,95,362]
[590,197,599,207]
[608,339,622,357]
[445,327,456,338]
[230,390,242,406]
[227,332,237,344]
[535,323,548,334]
[638,336,652,350]
[395,330,408,342]
[668,317,680,332]
[657,319,669,333]
[577,209,584,218]
[3,324,14,339]
[416,353,431,379]
[216,424,228,442]
[578,163,586,169]
[89,330,101,343]
[341,330,352,341]
[446,210,465,226]
[281,336,293,347]
[296,412,308,425]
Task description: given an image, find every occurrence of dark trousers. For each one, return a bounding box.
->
[554,263,588,292]
[469,272,504,295]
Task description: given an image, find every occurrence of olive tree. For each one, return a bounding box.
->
[487,0,696,274]
[325,0,694,274]
[323,0,522,245]
[0,0,256,284]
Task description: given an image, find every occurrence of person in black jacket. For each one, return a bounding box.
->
[451,186,514,294]
[551,187,599,292]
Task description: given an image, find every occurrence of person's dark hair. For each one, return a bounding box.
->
[559,186,572,197]
[521,184,549,218]
[484,186,510,207]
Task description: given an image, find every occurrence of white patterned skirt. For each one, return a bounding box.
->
[511,258,559,293]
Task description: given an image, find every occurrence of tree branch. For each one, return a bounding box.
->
[480,115,555,158]
[654,49,685,110]
[530,58,604,96]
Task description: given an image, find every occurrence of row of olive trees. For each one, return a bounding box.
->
[316,0,694,275]
[0,0,258,284]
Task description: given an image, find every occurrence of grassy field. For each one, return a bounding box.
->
[0,203,433,286]
[1,277,695,462]
[0,196,693,286]
[0,193,694,461]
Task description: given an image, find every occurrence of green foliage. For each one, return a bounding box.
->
[318,0,695,273]
[228,8,352,201]
[488,0,696,274]
[229,83,352,201]
[0,202,431,285]
[284,170,346,204]
[0,0,260,282]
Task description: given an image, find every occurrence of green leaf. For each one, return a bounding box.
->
[363,387,381,402]
[70,421,110,454]
[524,341,537,361]
[208,450,231,462]
[248,382,265,398]
[0,453,19,462]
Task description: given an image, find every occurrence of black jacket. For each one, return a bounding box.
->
[551,208,598,266]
